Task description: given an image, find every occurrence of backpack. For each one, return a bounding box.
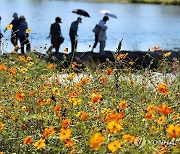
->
[92,24,101,35]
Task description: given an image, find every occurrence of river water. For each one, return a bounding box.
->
[0,0,180,53]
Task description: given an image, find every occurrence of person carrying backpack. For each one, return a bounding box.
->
[91,16,109,53]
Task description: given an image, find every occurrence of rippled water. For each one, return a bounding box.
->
[0,0,180,53]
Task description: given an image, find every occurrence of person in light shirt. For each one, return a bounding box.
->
[92,16,109,53]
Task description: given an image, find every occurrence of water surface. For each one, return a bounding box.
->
[0,0,180,53]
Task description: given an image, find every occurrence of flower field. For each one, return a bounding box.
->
[0,51,179,153]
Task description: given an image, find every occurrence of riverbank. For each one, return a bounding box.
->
[75,0,180,5]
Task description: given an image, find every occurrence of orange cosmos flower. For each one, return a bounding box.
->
[122,134,135,142]
[48,63,56,69]
[116,53,128,61]
[99,75,106,83]
[62,119,70,128]
[158,103,173,115]
[0,65,7,71]
[71,62,78,69]
[108,140,122,152]
[92,93,102,103]
[89,133,105,151]
[59,128,71,141]
[144,112,155,121]
[152,46,160,51]
[8,67,17,76]
[24,136,33,145]
[64,138,74,148]
[105,68,113,75]
[16,91,25,101]
[53,105,61,112]
[29,90,35,97]
[80,77,91,85]
[43,126,55,138]
[119,100,128,109]
[80,111,88,121]
[157,83,170,95]
[166,124,180,138]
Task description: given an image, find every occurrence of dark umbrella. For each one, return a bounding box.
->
[72,9,90,17]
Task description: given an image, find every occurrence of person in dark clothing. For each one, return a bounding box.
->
[18,15,30,54]
[4,12,20,50]
[91,16,109,52]
[69,17,82,53]
[47,17,63,53]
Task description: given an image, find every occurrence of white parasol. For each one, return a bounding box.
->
[99,10,118,19]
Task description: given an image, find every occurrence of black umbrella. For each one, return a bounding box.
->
[72,9,90,17]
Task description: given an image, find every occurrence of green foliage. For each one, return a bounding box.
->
[0,50,179,153]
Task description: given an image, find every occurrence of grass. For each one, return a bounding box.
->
[0,45,179,153]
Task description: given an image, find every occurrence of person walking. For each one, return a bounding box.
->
[91,16,109,53]
[4,12,20,50]
[18,15,30,54]
[47,17,63,54]
[69,17,82,53]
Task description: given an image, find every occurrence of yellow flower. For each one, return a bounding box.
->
[67,72,77,80]
[6,24,13,30]
[107,121,122,133]
[157,115,166,125]
[116,53,128,61]
[52,87,60,95]
[26,56,32,61]
[17,55,26,62]
[0,122,4,131]
[27,62,34,67]
[63,47,68,52]
[60,128,71,141]
[166,124,180,138]
[89,133,105,151]
[26,28,32,33]
[119,100,128,109]
[68,97,82,106]
[108,140,121,152]
[129,61,134,65]
[20,68,28,73]
[122,134,135,142]
[34,138,45,150]
[101,108,111,115]
[164,52,171,57]
[147,104,156,113]
[21,106,27,112]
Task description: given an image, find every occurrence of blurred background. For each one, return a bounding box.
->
[0,0,180,53]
